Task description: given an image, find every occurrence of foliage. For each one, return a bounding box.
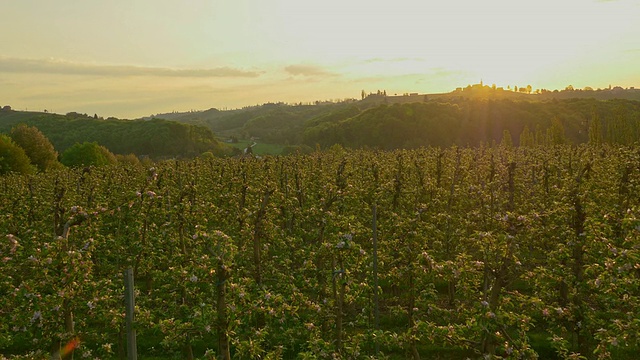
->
[3,98,640,155]
[2,145,640,359]
[0,112,223,160]
[0,134,33,175]
[157,103,360,145]
[280,144,314,156]
[115,153,141,167]
[60,142,117,167]
[9,124,60,172]
[225,140,285,156]
[303,99,640,149]
[154,97,640,151]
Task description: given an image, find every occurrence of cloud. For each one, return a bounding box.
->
[284,64,336,77]
[362,57,424,64]
[0,57,262,78]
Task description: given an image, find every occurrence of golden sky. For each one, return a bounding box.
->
[1,0,639,118]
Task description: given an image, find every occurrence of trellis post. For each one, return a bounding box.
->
[124,268,137,360]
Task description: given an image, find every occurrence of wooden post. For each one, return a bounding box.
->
[217,262,231,360]
[124,268,137,360]
[372,204,380,355]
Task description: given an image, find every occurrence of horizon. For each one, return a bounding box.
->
[1,0,639,119]
[6,82,640,119]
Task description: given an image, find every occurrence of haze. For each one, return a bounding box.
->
[1,0,639,118]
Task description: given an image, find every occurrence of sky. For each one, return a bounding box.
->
[1,0,639,119]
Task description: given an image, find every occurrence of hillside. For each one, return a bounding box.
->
[152,85,640,149]
[303,98,640,149]
[0,109,225,158]
[2,85,639,157]
[151,101,365,144]
[154,94,640,150]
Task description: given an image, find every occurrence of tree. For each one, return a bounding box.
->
[519,125,535,147]
[500,129,513,148]
[9,124,60,172]
[0,134,34,175]
[115,153,141,166]
[60,142,117,167]
[588,108,603,146]
[547,117,567,145]
[200,151,216,160]
[534,124,546,145]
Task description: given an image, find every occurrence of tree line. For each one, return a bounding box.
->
[302,98,640,149]
[2,96,640,163]
[0,111,226,163]
[158,97,640,151]
[0,124,148,174]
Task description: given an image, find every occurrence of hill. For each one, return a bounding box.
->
[152,85,640,149]
[150,101,367,145]
[303,98,640,149]
[150,86,640,150]
[3,84,639,157]
[0,109,225,159]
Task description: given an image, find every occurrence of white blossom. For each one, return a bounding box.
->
[30,311,41,323]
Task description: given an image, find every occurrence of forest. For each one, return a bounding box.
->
[1,145,639,359]
[3,91,640,160]
[0,111,225,159]
[155,97,640,151]
[302,98,640,149]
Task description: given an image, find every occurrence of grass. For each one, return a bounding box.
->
[222,139,286,156]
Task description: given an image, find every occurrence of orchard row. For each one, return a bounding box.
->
[1,145,639,359]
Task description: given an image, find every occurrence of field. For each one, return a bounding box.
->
[1,145,639,359]
[221,139,287,156]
